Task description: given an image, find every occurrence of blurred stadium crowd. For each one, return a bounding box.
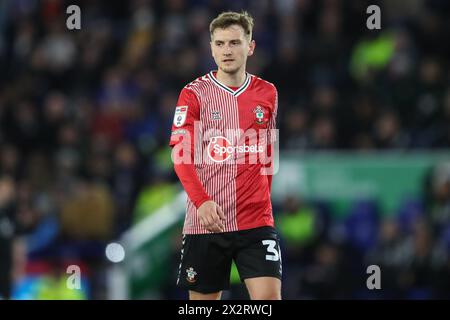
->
[0,0,449,299]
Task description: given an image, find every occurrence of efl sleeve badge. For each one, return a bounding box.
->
[173,105,188,127]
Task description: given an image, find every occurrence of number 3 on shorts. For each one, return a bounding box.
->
[262,239,280,261]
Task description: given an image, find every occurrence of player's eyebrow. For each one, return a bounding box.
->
[214,39,242,44]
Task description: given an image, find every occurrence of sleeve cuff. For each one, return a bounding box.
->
[193,196,211,209]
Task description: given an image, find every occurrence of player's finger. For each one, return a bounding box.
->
[210,209,222,224]
[216,205,225,221]
[204,214,215,229]
[210,223,223,233]
[199,216,207,228]
[213,219,224,232]
[200,215,211,229]
[204,220,217,232]
[206,212,221,232]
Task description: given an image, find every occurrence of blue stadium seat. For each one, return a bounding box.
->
[440,223,450,254]
[396,197,424,234]
[344,199,379,252]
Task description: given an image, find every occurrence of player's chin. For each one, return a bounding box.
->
[220,65,240,74]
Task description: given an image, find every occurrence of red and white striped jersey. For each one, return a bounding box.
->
[169,71,278,234]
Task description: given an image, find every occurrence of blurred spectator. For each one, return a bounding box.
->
[60,179,114,241]
[299,242,348,299]
[310,116,337,149]
[277,195,321,261]
[0,176,17,299]
[132,170,178,225]
[276,195,322,298]
[282,107,310,150]
[112,142,142,234]
[373,110,409,149]
[366,218,406,298]
[427,162,450,231]
[395,220,446,299]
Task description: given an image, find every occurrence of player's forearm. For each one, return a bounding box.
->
[174,162,211,208]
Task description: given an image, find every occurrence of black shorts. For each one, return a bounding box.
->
[176,226,282,294]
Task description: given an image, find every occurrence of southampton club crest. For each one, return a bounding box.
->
[253,105,265,125]
[186,267,197,283]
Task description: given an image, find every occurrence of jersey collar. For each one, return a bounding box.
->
[208,71,251,97]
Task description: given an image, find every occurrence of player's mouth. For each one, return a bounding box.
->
[223,59,234,63]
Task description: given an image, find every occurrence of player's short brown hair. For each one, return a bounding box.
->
[209,11,254,41]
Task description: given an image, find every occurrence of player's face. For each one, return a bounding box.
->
[211,25,255,75]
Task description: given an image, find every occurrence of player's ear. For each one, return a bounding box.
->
[248,39,255,57]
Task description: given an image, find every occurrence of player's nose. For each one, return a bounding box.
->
[223,45,232,54]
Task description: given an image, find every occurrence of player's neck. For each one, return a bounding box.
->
[216,68,246,87]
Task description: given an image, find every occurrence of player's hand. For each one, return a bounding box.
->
[197,200,226,233]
